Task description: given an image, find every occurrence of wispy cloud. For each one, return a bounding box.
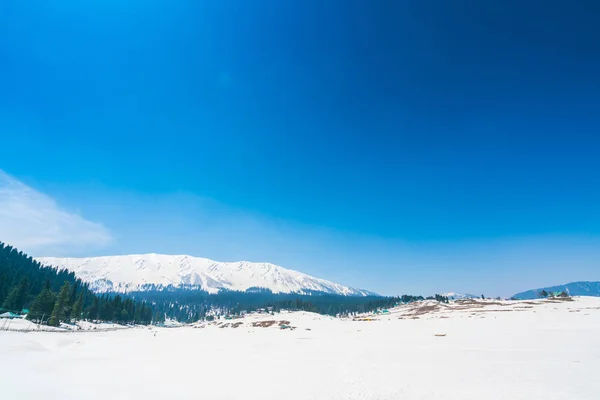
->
[0,170,112,255]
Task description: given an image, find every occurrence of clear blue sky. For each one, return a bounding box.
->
[1,1,599,296]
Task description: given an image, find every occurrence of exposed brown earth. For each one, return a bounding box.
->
[251,320,277,328]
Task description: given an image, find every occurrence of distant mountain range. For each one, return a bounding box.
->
[441,292,479,300]
[512,281,600,300]
[36,254,377,297]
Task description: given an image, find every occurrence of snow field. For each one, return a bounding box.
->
[1,297,599,399]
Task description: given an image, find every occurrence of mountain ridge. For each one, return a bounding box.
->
[512,281,600,299]
[36,253,377,297]
[441,292,479,300]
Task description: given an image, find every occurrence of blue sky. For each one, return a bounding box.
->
[1,1,599,296]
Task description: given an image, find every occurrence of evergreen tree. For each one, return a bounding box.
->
[49,282,71,326]
[134,302,142,324]
[27,281,56,322]
[88,297,99,321]
[120,308,129,323]
[99,295,114,321]
[71,291,84,321]
[2,276,30,312]
[2,287,20,311]
[111,295,123,322]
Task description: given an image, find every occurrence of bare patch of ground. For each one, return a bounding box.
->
[249,320,293,328]
[544,297,574,303]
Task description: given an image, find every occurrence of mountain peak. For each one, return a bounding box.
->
[36,253,377,297]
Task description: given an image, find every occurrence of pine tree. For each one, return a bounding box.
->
[112,295,123,322]
[2,286,19,311]
[69,283,78,306]
[49,282,71,326]
[27,281,56,322]
[2,276,30,312]
[71,291,84,321]
[88,297,99,321]
[134,302,142,324]
[99,296,114,321]
[120,308,129,323]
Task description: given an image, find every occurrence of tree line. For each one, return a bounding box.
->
[0,242,153,326]
[128,287,427,323]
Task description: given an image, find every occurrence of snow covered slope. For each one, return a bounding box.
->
[3,297,600,399]
[442,292,479,300]
[36,254,376,296]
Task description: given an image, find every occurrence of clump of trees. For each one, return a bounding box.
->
[537,289,570,299]
[0,242,153,326]
[424,294,449,303]
[435,294,449,303]
[27,281,154,326]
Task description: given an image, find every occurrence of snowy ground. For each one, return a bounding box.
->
[0,317,131,332]
[1,297,599,399]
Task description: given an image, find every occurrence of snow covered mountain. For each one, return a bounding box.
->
[441,292,479,300]
[36,254,376,296]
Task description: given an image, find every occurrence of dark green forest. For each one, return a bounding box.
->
[128,287,426,323]
[0,242,152,325]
